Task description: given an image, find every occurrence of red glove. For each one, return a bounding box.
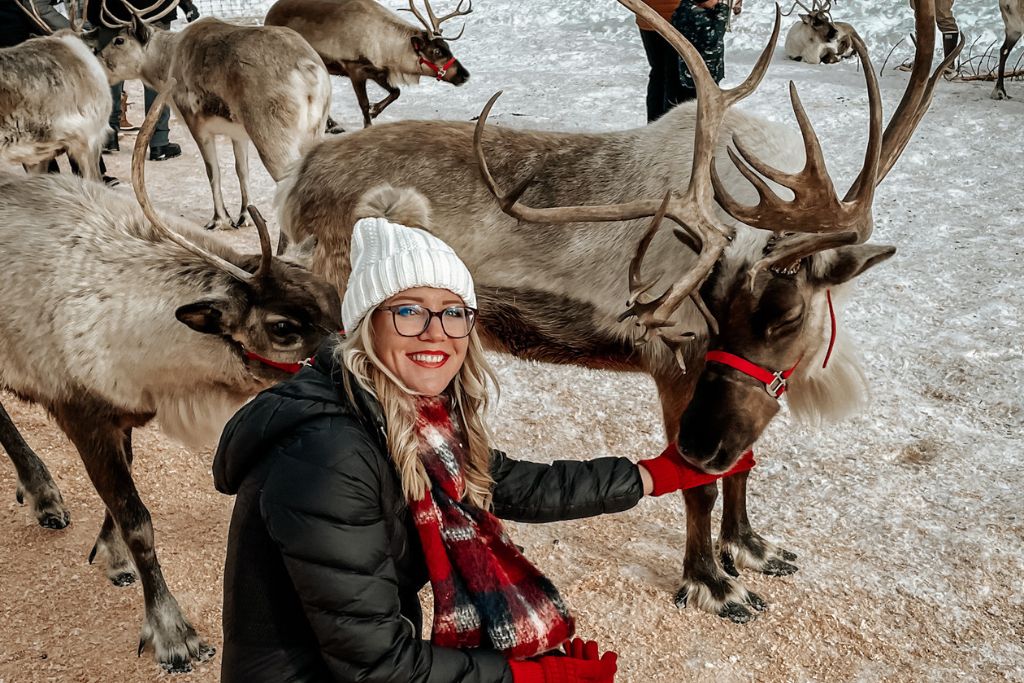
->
[639,445,756,496]
[508,639,617,683]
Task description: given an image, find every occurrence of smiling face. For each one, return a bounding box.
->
[369,287,470,396]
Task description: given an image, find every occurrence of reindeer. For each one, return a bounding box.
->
[92,14,331,230]
[264,0,471,131]
[273,0,956,621]
[783,1,854,64]
[992,0,1024,99]
[0,96,340,671]
[0,2,108,180]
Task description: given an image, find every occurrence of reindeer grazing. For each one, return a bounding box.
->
[275,0,955,621]
[992,0,1024,99]
[783,1,854,64]
[264,0,471,130]
[92,14,331,230]
[0,96,340,671]
[0,3,108,180]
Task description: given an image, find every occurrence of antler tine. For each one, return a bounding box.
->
[625,191,672,307]
[132,82,256,284]
[404,0,435,36]
[422,0,442,35]
[473,91,670,225]
[100,0,131,27]
[122,0,176,19]
[433,0,472,29]
[713,31,882,245]
[246,206,274,280]
[14,0,53,34]
[871,2,961,186]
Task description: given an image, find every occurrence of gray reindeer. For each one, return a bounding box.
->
[274,0,955,621]
[0,3,108,180]
[92,14,331,230]
[265,0,472,131]
[992,0,1024,99]
[0,96,340,672]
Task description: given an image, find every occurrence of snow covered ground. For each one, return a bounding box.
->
[1,1,1022,681]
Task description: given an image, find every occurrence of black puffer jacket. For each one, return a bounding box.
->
[213,339,645,683]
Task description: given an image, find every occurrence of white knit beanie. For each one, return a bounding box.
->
[342,216,477,333]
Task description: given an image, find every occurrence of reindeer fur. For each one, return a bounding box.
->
[0,171,339,671]
[265,0,470,127]
[0,32,109,179]
[95,17,331,230]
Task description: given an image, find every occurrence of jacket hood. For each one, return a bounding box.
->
[213,337,384,494]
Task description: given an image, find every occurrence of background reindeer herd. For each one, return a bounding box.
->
[0,0,1007,676]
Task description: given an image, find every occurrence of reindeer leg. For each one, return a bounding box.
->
[55,407,213,672]
[674,482,765,623]
[0,399,69,529]
[719,468,798,578]
[88,428,139,586]
[230,138,250,228]
[992,31,1022,100]
[66,140,101,183]
[367,69,400,120]
[350,70,374,128]
[183,116,233,231]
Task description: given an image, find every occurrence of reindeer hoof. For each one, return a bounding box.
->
[762,558,799,576]
[746,591,767,612]
[232,214,248,229]
[112,571,137,587]
[17,484,71,529]
[719,602,755,624]
[205,218,236,231]
[991,89,1010,101]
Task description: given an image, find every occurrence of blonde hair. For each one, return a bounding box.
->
[335,316,500,508]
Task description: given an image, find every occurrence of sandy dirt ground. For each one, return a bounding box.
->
[2,30,1023,683]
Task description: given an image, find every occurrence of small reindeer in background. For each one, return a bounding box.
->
[783,0,854,64]
[93,13,331,230]
[992,0,1024,99]
[0,1,108,180]
[265,0,472,130]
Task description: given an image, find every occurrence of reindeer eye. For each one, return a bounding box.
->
[114,37,125,46]
[266,315,302,339]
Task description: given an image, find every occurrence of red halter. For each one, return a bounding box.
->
[243,350,311,374]
[704,289,837,399]
[419,55,457,80]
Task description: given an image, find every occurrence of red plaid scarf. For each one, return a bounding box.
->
[409,396,575,659]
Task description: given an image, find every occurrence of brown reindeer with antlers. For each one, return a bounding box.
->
[0,86,340,670]
[265,0,472,130]
[275,0,958,621]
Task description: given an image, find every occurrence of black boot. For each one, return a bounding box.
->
[942,32,959,76]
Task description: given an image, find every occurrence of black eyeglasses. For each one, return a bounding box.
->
[377,304,478,338]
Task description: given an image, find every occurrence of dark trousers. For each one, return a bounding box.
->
[108,81,170,148]
[640,28,686,122]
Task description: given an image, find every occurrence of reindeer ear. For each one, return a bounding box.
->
[799,13,810,23]
[811,244,896,288]
[176,298,238,335]
[411,35,427,52]
[130,14,151,44]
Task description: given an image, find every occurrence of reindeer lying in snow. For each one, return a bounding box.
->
[0,17,108,180]
[784,1,854,64]
[0,97,340,672]
[276,0,956,622]
[92,14,331,231]
[265,0,471,130]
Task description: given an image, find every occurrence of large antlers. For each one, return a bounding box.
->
[713,0,962,279]
[404,0,472,40]
[474,0,780,355]
[131,81,274,285]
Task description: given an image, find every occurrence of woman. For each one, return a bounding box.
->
[213,186,697,682]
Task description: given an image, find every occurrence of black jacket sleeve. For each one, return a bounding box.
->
[489,450,644,523]
[259,420,511,683]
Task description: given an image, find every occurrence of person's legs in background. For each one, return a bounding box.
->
[641,27,685,122]
[671,1,729,103]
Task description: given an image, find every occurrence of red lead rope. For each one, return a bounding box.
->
[704,288,837,398]
[243,350,308,374]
